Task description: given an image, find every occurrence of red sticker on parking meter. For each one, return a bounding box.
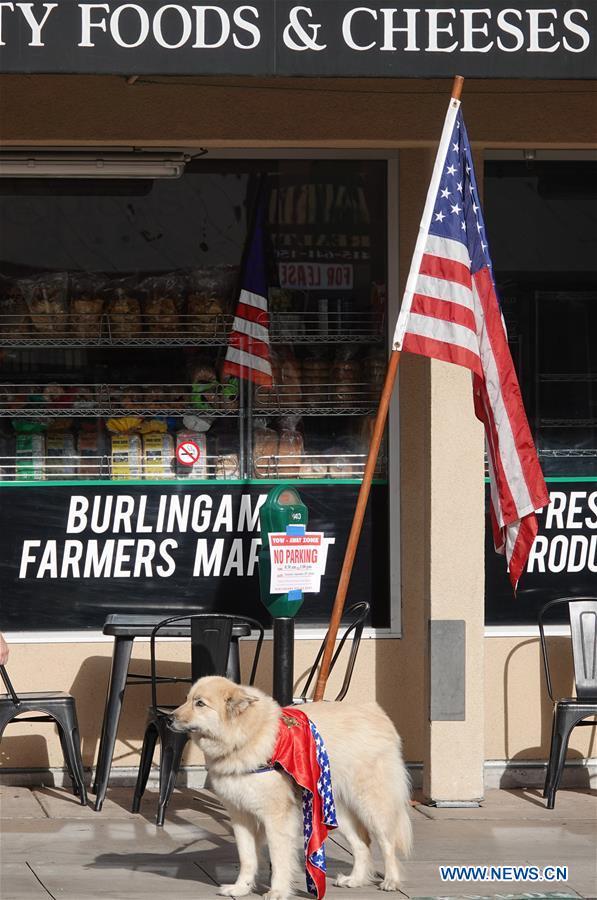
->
[176,440,201,467]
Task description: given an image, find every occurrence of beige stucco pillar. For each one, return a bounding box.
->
[424,358,485,801]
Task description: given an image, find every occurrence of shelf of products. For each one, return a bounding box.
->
[0,381,378,418]
[0,449,386,483]
[0,311,384,348]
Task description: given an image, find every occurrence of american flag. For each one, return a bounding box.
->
[222,195,273,386]
[394,98,549,591]
[271,708,338,898]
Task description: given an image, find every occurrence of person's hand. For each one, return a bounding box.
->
[0,632,9,665]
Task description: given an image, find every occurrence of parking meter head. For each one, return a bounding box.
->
[259,485,308,546]
[258,485,309,619]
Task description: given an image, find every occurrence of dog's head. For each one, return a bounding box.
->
[170,676,263,746]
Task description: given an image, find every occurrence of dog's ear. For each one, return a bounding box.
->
[225,687,258,717]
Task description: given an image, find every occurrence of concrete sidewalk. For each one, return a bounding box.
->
[0,785,595,900]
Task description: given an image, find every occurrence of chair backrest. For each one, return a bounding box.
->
[538,596,597,702]
[299,601,370,703]
[0,665,21,705]
[149,613,265,711]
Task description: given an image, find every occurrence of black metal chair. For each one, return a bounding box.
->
[296,601,370,703]
[538,596,597,809]
[132,613,264,825]
[0,665,87,805]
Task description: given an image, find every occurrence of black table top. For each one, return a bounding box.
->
[103,614,252,638]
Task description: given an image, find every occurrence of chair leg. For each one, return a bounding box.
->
[545,706,578,809]
[0,706,18,738]
[53,709,87,807]
[132,723,159,814]
[543,707,558,798]
[156,726,187,827]
[57,727,79,797]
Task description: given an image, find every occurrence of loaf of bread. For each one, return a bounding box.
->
[0,279,28,335]
[301,357,330,408]
[187,293,225,337]
[24,274,68,335]
[111,434,143,480]
[108,291,141,338]
[331,350,362,405]
[300,456,328,479]
[277,428,304,478]
[253,426,279,478]
[144,296,179,334]
[215,453,240,480]
[143,433,175,480]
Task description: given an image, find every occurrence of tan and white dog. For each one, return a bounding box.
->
[170,676,412,900]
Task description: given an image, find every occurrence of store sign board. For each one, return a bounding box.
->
[485,481,597,625]
[0,1,595,78]
[0,482,388,631]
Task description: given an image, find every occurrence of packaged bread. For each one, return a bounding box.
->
[331,348,362,405]
[215,453,240,480]
[107,283,141,338]
[78,428,106,479]
[15,433,45,481]
[253,426,279,478]
[175,431,207,479]
[22,273,68,335]
[143,432,175,480]
[187,293,225,337]
[46,432,77,479]
[141,274,181,334]
[0,277,28,336]
[254,348,301,408]
[111,433,142,480]
[301,356,330,408]
[299,456,328,479]
[278,428,304,478]
[328,454,358,479]
[187,267,237,336]
[70,274,104,338]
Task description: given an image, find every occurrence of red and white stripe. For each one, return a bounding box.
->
[394,101,549,590]
[223,288,273,386]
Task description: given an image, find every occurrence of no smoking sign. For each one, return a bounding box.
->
[176,440,201,467]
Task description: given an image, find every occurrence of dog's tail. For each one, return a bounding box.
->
[392,745,414,858]
[395,796,413,858]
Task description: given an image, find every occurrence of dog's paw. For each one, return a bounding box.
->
[336,873,370,888]
[262,891,289,900]
[379,878,401,892]
[218,882,253,897]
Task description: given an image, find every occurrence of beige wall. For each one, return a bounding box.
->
[2,635,595,771]
[0,74,596,778]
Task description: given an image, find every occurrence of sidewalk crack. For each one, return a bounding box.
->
[25,862,57,899]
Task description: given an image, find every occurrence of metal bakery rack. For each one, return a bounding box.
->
[0,311,384,347]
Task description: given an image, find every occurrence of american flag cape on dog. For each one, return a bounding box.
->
[271,707,338,898]
[393,99,549,591]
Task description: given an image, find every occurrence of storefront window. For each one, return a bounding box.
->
[0,158,391,630]
[483,158,597,624]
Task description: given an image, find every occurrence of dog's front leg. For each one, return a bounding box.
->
[262,811,300,900]
[219,809,261,897]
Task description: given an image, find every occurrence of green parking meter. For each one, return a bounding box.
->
[258,485,309,618]
[258,485,309,706]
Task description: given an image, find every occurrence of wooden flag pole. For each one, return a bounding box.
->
[312,75,465,702]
